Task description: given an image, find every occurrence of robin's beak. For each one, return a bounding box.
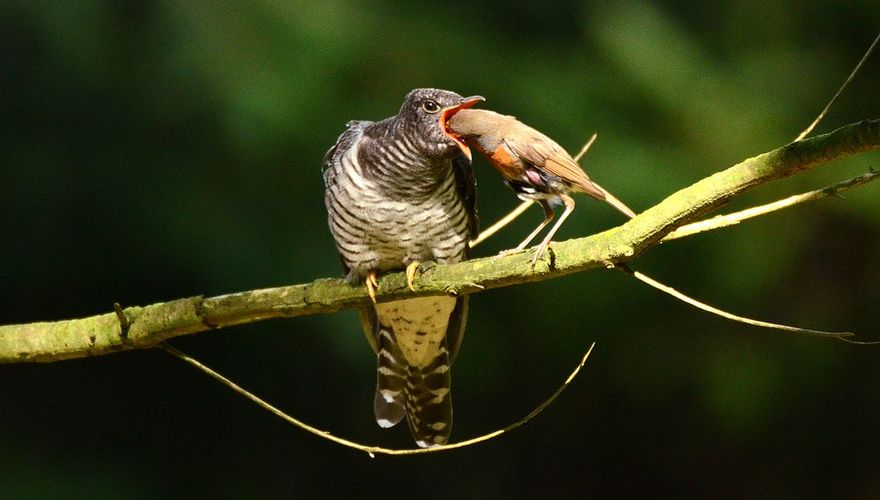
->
[441,96,484,161]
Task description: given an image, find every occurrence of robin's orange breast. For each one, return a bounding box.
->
[487,145,525,181]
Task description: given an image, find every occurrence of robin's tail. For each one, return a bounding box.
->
[374,326,453,448]
[591,181,638,219]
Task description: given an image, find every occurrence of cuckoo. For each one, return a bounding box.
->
[322,88,482,447]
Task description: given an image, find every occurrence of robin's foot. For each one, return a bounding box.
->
[365,271,379,303]
[498,247,524,257]
[405,261,420,292]
[492,246,527,263]
[530,242,550,265]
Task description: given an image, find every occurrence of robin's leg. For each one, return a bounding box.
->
[514,199,555,251]
[532,194,575,264]
[498,200,556,257]
[498,200,555,259]
[365,271,379,303]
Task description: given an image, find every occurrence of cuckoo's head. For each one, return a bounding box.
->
[397,88,484,161]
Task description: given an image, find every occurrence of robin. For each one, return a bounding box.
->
[322,89,483,447]
[446,108,637,263]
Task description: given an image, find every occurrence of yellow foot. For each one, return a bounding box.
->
[365,271,379,303]
[405,262,420,292]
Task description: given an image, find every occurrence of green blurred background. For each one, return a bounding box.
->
[2,1,879,497]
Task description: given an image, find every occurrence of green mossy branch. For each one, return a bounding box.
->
[2,119,878,363]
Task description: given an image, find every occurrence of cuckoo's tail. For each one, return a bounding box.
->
[374,326,453,448]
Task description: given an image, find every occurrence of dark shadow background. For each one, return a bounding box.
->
[2,1,880,497]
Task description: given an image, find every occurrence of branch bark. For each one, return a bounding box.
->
[2,119,879,364]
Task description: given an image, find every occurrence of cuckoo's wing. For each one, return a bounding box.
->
[448,154,475,365]
[451,154,479,245]
[445,296,468,365]
[323,120,371,278]
[322,120,368,174]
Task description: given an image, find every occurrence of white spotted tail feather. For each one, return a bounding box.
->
[372,295,463,448]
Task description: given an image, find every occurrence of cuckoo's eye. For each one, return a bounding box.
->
[421,100,441,113]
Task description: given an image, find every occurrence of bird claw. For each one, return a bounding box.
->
[492,247,525,263]
[529,242,552,266]
[365,271,379,303]
[405,261,420,292]
[529,249,544,266]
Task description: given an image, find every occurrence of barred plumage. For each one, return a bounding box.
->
[322,89,481,447]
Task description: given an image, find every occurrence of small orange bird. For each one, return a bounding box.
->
[446,108,637,263]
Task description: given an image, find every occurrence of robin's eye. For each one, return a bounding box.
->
[421,100,441,113]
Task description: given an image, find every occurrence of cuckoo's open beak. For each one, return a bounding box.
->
[441,96,484,161]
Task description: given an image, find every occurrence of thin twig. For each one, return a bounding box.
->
[160,341,595,456]
[795,32,880,141]
[664,170,880,241]
[617,265,854,340]
[574,132,598,162]
[469,200,533,248]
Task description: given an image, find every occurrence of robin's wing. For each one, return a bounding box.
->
[506,134,638,218]
[503,129,606,200]
[451,154,479,244]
